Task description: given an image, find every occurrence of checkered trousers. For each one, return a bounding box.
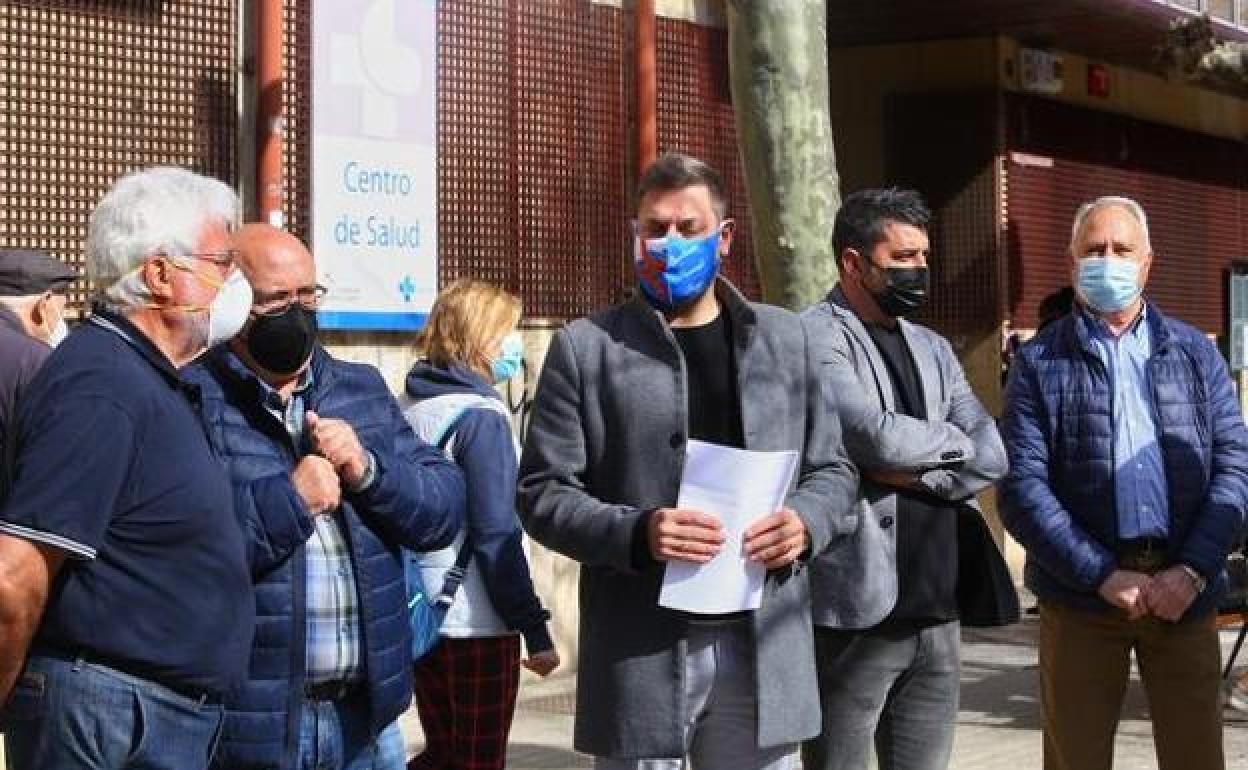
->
[407,635,523,770]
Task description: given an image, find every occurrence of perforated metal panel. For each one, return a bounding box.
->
[436,1,514,291]
[0,1,238,311]
[435,0,636,320]
[656,18,761,300]
[512,2,632,319]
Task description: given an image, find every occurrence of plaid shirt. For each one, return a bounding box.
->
[259,373,363,686]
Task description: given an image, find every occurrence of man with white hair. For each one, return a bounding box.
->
[1001,196,1248,770]
[0,167,258,769]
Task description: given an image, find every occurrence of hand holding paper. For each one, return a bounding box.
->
[744,508,808,569]
[648,507,725,563]
[658,440,800,614]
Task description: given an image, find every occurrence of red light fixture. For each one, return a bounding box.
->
[1088,63,1111,98]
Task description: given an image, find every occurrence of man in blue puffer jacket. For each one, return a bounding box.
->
[1001,196,1248,770]
[184,224,465,770]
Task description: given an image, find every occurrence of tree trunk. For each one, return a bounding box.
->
[726,0,840,311]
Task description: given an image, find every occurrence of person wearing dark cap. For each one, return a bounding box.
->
[0,248,77,497]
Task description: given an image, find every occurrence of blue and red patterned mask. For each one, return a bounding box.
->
[633,227,722,311]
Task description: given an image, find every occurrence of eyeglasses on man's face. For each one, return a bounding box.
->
[172,250,239,272]
[251,284,328,316]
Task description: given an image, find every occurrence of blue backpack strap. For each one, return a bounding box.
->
[431,406,478,605]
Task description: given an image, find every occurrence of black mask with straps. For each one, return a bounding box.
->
[246,304,319,376]
[865,259,930,318]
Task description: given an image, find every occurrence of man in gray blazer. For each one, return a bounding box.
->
[518,152,858,769]
[800,188,1008,770]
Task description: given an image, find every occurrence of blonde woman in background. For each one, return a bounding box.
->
[401,279,559,770]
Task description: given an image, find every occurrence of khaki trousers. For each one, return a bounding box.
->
[1038,601,1224,770]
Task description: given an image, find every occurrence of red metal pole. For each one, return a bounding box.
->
[636,0,657,174]
[256,0,284,227]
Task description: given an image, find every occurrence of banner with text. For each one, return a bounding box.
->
[312,0,437,330]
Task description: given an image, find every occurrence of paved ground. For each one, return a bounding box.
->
[399,618,1248,769]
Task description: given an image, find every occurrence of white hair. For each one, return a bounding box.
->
[86,166,239,312]
[1069,195,1152,255]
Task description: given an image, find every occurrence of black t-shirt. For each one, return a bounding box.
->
[672,312,744,449]
[631,312,746,571]
[0,312,254,696]
[863,322,959,625]
[670,312,748,620]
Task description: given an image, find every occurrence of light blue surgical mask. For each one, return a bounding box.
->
[634,227,722,311]
[490,333,524,384]
[1076,256,1142,314]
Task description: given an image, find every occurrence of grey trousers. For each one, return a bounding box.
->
[803,620,961,770]
[594,620,797,770]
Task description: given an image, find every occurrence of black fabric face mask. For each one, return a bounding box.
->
[868,264,930,318]
[246,304,318,376]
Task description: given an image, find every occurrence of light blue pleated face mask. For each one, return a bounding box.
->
[1076,256,1142,314]
[490,332,524,383]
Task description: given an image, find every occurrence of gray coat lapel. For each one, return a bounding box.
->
[718,280,759,445]
[829,288,895,411]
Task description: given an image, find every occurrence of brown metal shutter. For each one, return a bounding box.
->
[0,1,238,312]
[1004,93,1248,333]
[280,3,760,322]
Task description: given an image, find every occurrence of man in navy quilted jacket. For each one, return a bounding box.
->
[1001,196,1248,770]
[183,224,465,770]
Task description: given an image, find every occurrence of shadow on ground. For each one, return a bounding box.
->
[957,616,1224,734]
[506,741,590,769]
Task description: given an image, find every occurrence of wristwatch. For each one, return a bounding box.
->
[1178,564,1208,594]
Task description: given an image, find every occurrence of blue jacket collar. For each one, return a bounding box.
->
[208,344,335,409]
[1066,298,1171,358]
[404,359,499,402]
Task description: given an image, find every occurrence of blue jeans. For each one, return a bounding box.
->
[0,653,224,770]
[297,690,405,770]
[802,620,961,770]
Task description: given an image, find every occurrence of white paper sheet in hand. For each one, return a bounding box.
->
[658,440,800,614]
